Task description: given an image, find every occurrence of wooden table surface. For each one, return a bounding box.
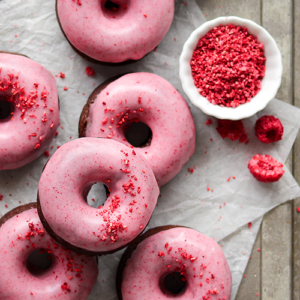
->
[194,0,299,299]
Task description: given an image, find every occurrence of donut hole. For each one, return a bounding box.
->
[101,0,130,18]
[0,93,14,121]
[124,121,152,148]
[105,0,119,11]
[26,249,54,277]
[85,182,111,209]
[159,272,188,296]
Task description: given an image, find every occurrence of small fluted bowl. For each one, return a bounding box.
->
[179,16,282,120]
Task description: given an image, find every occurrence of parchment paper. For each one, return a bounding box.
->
[0,0,299,299]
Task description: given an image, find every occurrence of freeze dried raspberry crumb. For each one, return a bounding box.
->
[216,119,245,141]
[188,167,194,173]
[255,115,283,143]
[205,119,213,125]
[191,24,265,107]
[248,154,284,182]
[72,0,82,5]
[239,131,248,143]
[86,66,95,76]
[61,282,71,292]
[0,194,2,201]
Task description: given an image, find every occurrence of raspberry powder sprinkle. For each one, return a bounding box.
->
[191,24,266,107]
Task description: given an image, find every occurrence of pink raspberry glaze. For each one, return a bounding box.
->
[85,73,196,186]
[0,53,59,170]
[57,0,174,63]
[38,138,159,253]
[121,227,232,300]
[0,207,98,300]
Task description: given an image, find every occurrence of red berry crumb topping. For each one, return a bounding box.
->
[72,0,82,6]
[248,154,284,182]
[191,24,265,107]
[86,66,95,76]
[205,119,213,125]
[255,115,283,143]
[216,119,244,141]
[61,282,71,292]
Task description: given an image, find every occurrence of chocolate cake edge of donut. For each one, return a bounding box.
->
[0,203,37,228]
[79,75,125,138]
[116,225,189,300]
[0,51,29,59]
[37,192,152,256]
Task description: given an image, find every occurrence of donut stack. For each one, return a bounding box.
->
[0,1,232,299]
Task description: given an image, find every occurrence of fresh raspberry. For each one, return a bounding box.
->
[216,119,244,141]
[248,154,284,182]
[255,115,283,143]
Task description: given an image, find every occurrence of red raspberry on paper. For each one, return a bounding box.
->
[255,115,283,143]
[248,154,284,182]
[216,119,244,141]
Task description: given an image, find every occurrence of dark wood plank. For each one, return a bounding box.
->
[237,230,261,299]
[293,0,300,298]
[261,204,292,299]
[261,0,293,299]
[199,0,261,24]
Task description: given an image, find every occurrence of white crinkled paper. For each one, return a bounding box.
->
[0,1,299,299]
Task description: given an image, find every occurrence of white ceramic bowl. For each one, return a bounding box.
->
[179,16,282,120]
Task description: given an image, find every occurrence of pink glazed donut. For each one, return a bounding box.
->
[38,137,159,255]
[79,73,196,187]
[0,204,98,300]
[56,0,175,63]
[117,226,232,300]
[0,52,59,170]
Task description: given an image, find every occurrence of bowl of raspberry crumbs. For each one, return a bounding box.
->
[179,16,282,120]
